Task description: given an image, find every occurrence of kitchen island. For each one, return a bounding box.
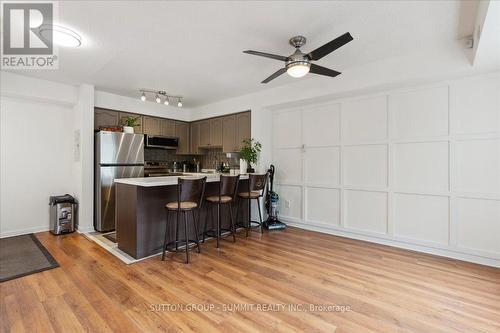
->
[114,174,249,259]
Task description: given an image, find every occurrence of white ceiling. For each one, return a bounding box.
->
[9,0,476,107]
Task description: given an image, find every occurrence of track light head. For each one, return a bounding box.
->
[155,94,161,103]
[164,97,169,106]
[177,98,182,108]
[140,92,146,102]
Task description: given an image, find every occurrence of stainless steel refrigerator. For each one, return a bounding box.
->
[94,132,144,232]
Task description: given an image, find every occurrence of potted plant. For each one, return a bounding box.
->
[239,138,262,173]
[122,116,140,133]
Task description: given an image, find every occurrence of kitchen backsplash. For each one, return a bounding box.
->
[144,148,239,170]
[199,149,240,170]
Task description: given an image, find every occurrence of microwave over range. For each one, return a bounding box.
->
[144,135,179,149]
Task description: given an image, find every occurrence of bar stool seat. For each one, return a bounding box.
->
[206,195,232,203]
[238,191,260,199]
[203,175,240,247]
[166,201,198,210]
[162,177,207,264]
[236,173,268,236]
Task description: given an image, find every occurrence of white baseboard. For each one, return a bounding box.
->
[0,226,50,238]
[284,220,500,268]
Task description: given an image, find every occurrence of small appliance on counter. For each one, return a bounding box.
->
[49,194,78,235]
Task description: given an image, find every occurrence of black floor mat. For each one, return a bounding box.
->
[0,234,59,282]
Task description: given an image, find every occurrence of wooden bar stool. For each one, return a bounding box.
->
[203,175,240,248]
[161,176,206,263]
[236,173,268,237]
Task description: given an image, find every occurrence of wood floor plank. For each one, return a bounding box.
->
[0,228,499,333]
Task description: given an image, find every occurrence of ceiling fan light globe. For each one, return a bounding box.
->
[286,63,310,78]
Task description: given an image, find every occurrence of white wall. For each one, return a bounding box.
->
[271,73,500,267]
[0,73,79,237]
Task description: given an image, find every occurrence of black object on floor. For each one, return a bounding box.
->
[264,164,287,230]
[103,232,117,243]
[0,234,59,282]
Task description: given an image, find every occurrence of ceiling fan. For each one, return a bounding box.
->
[243,32,353,83]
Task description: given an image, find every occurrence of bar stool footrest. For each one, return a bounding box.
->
[165,239,200,253]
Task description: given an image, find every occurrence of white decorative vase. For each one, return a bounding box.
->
[240,159,247,174]
[123,126,134,134]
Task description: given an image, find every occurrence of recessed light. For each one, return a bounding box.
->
[40,25,82,48]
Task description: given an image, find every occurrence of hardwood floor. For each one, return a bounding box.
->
[1,227,499,333]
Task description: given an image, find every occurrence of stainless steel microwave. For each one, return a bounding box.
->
[144,135,179,149]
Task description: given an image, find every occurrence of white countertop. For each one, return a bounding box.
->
[115,173,248,187]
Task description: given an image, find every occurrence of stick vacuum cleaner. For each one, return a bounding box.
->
[264,165,287,230]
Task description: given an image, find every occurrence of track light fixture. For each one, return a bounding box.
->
[139,89,184,108]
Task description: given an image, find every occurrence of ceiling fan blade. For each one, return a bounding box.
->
[307,32,353,61]
[309,64,341,78]
[262,68,287,83]
[243,50,288,62]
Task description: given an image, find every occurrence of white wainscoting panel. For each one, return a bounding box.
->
[393,193,449,244]
[275,185,302,220]
[344,190,387,234]
[304,147,340,186]
[454,139,500,194]
[393,142,449,191]
[391,86,449,139]
[343,144,388,187]
[451,77,500,134]
[273,109,302,148]
[272,73,500,267]
[456,198,500,254]
[303,103,340,146]
[305,187,340,226]
[273,148,302,183]
[341,96,387,142]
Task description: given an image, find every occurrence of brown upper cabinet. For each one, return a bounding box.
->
[119,112,143,133]
[94,108,119,130]
[143,116,161,136]
[199,120,211,147]
[222,115,237,153]
[198,117,223,148]
[210,118,223,147]
[190,122,201,155]
[222,112,251,152]
[175,121,190,154]
[161,119,176,137]
[236,112,251,150]
[94,108,250,155]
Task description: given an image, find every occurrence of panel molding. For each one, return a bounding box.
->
[271,73,500,266]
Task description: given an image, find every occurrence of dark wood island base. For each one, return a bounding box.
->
[115,177,249,259]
